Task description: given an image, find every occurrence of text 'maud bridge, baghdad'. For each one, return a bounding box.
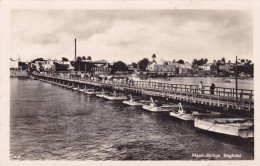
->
[33,73,254,112]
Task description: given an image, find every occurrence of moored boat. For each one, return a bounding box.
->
[194,118,254,138]
[142,97,170,112]
[66,85,74,89]
[122,94,144,106]
[103,91,127,100]
[72,87,79,91]
[169,103,194,121]
[28,76,35,79]
[85,88,101,95]
[170,103,221,121]
[59,84,67,88]
[78,88,85,92]
[96,89,107,98]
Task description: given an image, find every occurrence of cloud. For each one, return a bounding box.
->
[11,10,253,63]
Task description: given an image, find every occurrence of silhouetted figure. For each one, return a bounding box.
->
[210,83,215,95]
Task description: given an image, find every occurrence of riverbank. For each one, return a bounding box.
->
[10,70,28,77]
[136,71,253,79]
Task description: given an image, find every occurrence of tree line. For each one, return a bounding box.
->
[25,55,253,75]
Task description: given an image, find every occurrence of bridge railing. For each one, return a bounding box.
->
[34,74,254,104]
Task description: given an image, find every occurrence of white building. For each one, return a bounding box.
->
[199,64,211,71]
[58,61,74,70]
[147,59,178,73]
[41,59,55,70]
[10,58,19,69]
[179,63,192,69]
[146,59,192,75]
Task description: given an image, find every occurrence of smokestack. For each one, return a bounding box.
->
[75,38,77,60]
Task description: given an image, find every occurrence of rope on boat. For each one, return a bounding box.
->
[192,121,216,141]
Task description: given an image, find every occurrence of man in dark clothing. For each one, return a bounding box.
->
[210,83,216,95]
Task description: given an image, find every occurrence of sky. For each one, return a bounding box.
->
[11,10,253,64]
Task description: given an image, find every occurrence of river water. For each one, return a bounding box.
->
[10,77,254,160]
[134,77,254,90]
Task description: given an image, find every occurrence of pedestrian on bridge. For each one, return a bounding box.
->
[210,83,216,95]
[198,81,204,94]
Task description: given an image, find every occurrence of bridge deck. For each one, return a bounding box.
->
[33,74,254,111]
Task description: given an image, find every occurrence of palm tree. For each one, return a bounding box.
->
[203,58,208,64]
[87,56,92,60]
[221,58,226,64]
[62,57,69,61]
[177,59,184,64]
[152,54,156,62]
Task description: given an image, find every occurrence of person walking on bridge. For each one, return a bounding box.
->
[198,81,204,94]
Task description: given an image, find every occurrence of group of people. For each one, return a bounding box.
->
[198,81,216,95]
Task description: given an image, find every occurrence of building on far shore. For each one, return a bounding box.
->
[178,63,192,74]
[91,65,112,76]
[73,59,112,76]
[199,64,211,71]
[41,59,55,70]
[10,58,19,69]
[54,61,75,72]
[146,59,193,76]
[146,59,177,76]
[218,63,235,73]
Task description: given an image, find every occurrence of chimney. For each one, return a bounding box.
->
[75,38,77,60]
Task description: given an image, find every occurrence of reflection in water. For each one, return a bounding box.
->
[10,78,253,160]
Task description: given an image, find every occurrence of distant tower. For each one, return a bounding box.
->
[75,38,77,60]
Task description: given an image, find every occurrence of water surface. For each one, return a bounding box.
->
[134,77,254,90]
[10,78,254,160]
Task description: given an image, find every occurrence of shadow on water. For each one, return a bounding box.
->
[194,129,254,153]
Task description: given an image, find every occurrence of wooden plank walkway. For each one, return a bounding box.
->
[33,74,254,111]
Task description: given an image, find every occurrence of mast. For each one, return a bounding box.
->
[130,94,133,101]
[150,97,154,104]
[75,38,77,60]
[113,91,117,97]
[235,56,238,104]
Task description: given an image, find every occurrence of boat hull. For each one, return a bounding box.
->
[194,118,254,138]
[85,91,101,95]
[104,96,127,100]
[96,94,106,98]
[122,101,143,106]
[142,105,170,112]
[28,76,35,79]
[60,84,67,88]
[79,89,85,92]
[169,112,194,121]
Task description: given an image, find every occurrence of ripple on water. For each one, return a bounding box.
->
[10,78,254,160]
